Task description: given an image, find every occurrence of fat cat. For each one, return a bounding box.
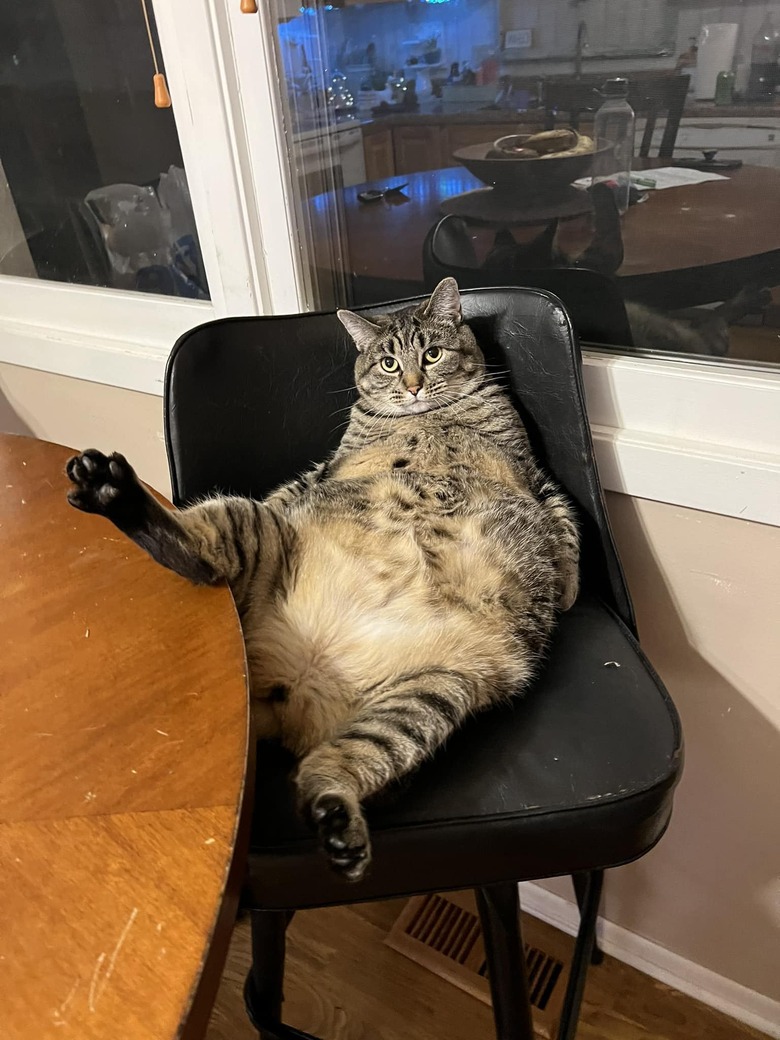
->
[65,278,579,881]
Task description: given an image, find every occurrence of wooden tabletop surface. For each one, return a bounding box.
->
[0,434,251,1040]
[310,162,780,307]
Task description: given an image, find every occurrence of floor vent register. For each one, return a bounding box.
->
[384,890,573,1039]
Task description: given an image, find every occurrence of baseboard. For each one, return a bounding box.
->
[518,882,780,1039]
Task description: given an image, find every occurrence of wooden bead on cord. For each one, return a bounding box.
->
[153,73,172,108]
[241,0,259,11]
[140,0,172,108]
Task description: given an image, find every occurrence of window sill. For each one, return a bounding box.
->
[0,318,173,396]
[591,424,779,526]
[1,322,777,527]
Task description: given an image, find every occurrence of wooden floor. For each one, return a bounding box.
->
[205,900,768,1040]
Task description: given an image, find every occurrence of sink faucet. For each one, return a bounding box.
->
[575,20,588,79]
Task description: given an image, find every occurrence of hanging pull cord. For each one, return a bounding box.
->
[140,0,172,108]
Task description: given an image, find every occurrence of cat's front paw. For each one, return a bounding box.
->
[309,793,371,882]
[66,449,140,517]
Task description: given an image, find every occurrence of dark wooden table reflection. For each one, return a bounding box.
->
[310,163,780,309]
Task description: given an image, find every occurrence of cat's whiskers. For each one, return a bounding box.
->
[360,408,403,444]
[329,403,358,422]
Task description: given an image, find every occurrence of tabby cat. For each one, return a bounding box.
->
[65,278,579,881]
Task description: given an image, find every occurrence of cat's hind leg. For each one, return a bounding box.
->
[296,669,480,881]
[709,285,772,327]
[66,448,262,586]
[536,479,580,611]
[666,287,772,358]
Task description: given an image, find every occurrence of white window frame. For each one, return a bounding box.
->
[0,0,778,528]
[0,0,299,394]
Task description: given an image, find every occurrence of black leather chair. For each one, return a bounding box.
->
[423,215,635,349]
[165,289,683,1040]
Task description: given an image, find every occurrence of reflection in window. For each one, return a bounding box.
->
[269,0,780,367]
[0,0,208,299]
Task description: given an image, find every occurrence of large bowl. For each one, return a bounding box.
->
[453,138,612,198]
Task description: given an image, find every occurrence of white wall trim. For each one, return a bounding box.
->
[591,424,780,526]
[0,278,212,350]
[582,351,780,456]
[519,882,780,1039]
[0,318,172,397]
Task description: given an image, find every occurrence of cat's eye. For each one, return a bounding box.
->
[380,356,400,372]
[423,346,443,365]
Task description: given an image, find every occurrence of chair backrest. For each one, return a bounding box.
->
[423,216,634,349]
[66,200,113,288]
[544,74,690,158]
[165,290,635,631]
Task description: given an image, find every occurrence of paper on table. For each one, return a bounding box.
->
[631,167,729,190]
[573,167,729,191]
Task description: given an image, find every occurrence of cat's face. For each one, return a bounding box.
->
[337,278,485,416]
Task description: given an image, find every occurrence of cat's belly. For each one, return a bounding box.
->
[243,512,520,754]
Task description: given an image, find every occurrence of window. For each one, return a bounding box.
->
[261,0,780,370]
[0,0,208,299]
[0,0,284,393]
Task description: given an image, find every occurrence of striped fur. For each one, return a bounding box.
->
[66,278,579,881]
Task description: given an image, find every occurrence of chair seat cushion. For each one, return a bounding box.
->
[245,595,682,909]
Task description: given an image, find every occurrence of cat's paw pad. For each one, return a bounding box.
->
[310,794,371,882]
[66,449,137,515]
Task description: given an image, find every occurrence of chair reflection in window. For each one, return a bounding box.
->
[543,75,690,159]
[422,186,770,357]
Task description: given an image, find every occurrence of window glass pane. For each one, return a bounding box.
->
[0,0,209,299]
[268,0,780,367]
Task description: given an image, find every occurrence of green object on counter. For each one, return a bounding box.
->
[715,70,735,106]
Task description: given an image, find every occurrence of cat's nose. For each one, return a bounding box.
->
[406,385,421,397]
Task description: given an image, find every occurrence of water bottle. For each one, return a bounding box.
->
[747,14,776,100]
[591,78,636,215]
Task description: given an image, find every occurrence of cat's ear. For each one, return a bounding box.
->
[421,277,462,324]
[337,309,382,353]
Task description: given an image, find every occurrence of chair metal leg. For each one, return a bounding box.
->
[244,910,292,1040]
[476,883,535,1040]
[572,871,604,965]
[557,870,604,1040]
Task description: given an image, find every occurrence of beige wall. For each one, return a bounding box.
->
[2,363,778,1003]
[542,493,780,1004]
[0,363,170,495]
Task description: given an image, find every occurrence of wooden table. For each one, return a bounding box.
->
[0,435,251,1040]
[310,163,780,309]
